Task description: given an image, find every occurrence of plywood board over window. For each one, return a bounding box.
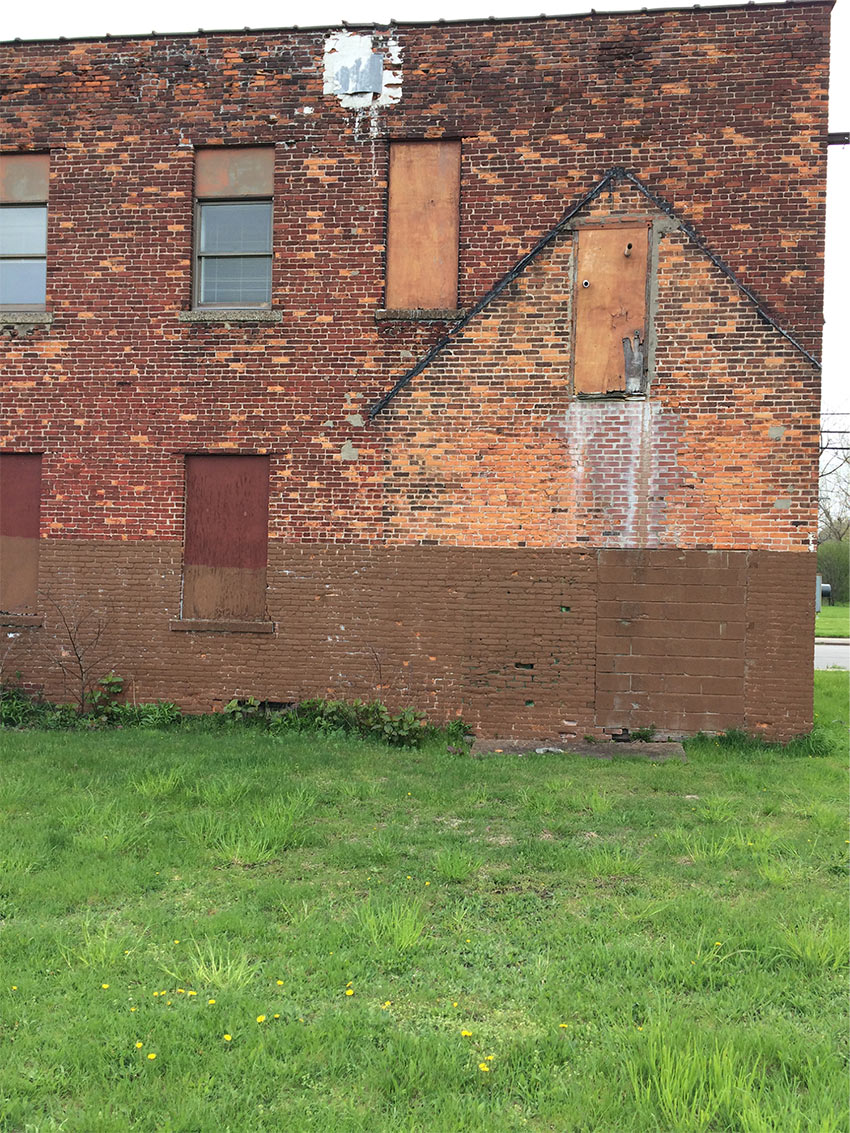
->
[195,147,274,198]
[0,453,42,613]
[386,140,461,310]
[182,456,270,621]
[573,224,649,395]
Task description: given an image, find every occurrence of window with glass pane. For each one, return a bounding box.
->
[0,205,47,308]
[196,201,272,307]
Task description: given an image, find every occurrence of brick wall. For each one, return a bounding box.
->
[0,4,828,739]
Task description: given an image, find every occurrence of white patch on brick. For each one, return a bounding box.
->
[341,440,359,461]
[323,31,402,110]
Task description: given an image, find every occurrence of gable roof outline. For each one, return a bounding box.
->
[368,166,822,419]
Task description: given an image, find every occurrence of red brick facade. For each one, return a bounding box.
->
[0,3,829,739]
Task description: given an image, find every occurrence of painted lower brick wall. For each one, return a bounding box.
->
[4,542,814,741]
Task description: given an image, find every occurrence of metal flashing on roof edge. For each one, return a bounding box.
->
[367,166,821,419]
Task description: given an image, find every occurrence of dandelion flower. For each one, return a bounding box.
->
[130,1007,137,1012]
[486,1055,494,1061]
[177,988,185,994]
[452,1001,458,1007]
[559,1023,569,1029]
[425,881,430,886]
[101,984,110,989]
[166,1000,172,1006]
[257,1015,266,1023]
[345,989,354,996]
[208,999,216,1005]
[223,1034,232,1042]
[174,940,180,944]
[273,1013,280,1019]
[147,1052,157,1060]
[187,990,197,997]
[276,980,284,986]
[461,1030,472,1037]
[478,1063,490,1073]
[135,1042,143,1049]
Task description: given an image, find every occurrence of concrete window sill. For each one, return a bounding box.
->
[376,308,468,322]
[1,311,53,336]
[177,309,282,324]
[0,614,44,627]
[170,618,275,634]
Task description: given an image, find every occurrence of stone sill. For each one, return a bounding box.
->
[0,614,44,628]
[0,311,53,335]
[178,309,282,324]
[376,308,468,322]
[170,618,275,634]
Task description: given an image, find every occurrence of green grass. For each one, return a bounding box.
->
[815,602,849,637]
[0,674,847,1131]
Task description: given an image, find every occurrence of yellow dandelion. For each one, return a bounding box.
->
[637,1026,644,1031]
[177,988,185,994]
[135,1041,143,1049]
[257,1015,266,1023]
[461,1030,472,1037]
[101,983,110,989]
[478,1063,490,1073]
[486,1055,494,1061]
[147,1052,157,1060]
[714,941,722,947]
[166,1000,172,1006]
[187,990,197,997]
[425,881,430,886]
[208,999,216,1005]
[174,939,180,944]
[130,1007,137,1012]
[559,1023,569,1029]
[345,989,354,996]
[223,1034,232,1042]
[273,1013,280,1019]
[276,979,284,986]
[381,1001,392,1009]
[153,992,159,997]
[11,986,17,991]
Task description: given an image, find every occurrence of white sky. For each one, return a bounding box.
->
[2,0,847,416]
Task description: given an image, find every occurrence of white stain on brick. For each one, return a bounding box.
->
[323,31,402,110]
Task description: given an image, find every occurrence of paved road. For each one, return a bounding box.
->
[815,638,850,670]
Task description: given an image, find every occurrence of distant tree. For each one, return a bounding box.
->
[818,418,849,603]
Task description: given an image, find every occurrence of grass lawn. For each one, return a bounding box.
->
[1,674,847,1132]
[816,603,850,638]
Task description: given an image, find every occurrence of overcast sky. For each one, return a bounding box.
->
[2,0,847,416]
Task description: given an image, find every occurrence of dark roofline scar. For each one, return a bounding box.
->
[367,166,821,420]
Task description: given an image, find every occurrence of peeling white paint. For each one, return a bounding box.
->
[561,400,682,548]
[323,30,402,110]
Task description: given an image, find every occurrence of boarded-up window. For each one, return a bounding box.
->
[0,453,42,614]
[194,148,274,308]
[386,141,460,310]
[573,224,649,395]
[0,154,49,309]
[182,456,270,621]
